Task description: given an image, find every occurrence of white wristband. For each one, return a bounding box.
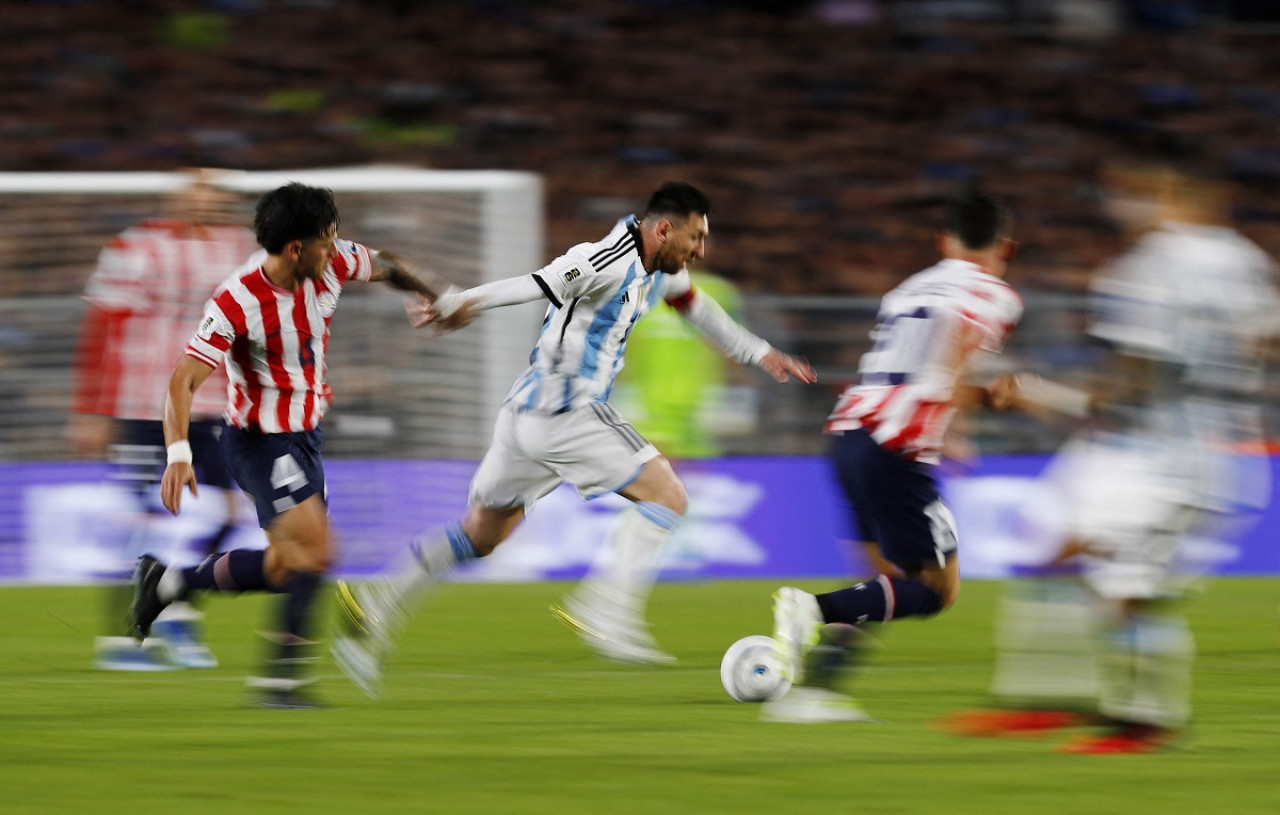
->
[432,286,464,319]
[166,440,193,465]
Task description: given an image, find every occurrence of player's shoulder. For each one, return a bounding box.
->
[933,259,1023,314]
[214,251,268,295]
[102,220,171,251]
[972,267,1021,305]
[581,216,641,273]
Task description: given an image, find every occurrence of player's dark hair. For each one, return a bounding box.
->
[644,181,712,220]
[254,183,340,253]
[947,191,1009,250]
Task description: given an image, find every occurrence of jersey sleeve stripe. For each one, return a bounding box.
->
[330,248,350,283]
[531,273,562,308]
[352,242,374,282]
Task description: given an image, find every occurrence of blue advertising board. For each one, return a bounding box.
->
[2,454,1275,584]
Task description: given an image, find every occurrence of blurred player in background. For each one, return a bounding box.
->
[67,168,258,671]
[332,181,814,696]
[988,156,1280,753]
[128,182,470,708]
[765,192,1024,723]
[937,160,1166,741]
[616,266,750,459]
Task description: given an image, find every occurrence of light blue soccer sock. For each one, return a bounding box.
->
[383,521,480,611]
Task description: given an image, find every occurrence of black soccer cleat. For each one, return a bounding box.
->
[125,554,168,642]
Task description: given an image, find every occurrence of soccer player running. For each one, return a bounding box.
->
[128,182,470,708]
[997,158,1280,752]
[766,192,1024,723]
[68,169,258,671]
[332,181,814,695]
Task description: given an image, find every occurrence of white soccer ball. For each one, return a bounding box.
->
[720,634,792,703]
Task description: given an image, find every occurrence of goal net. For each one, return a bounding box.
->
[0,166,545,462]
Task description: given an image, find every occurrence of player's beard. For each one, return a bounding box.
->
[653,246,684,275]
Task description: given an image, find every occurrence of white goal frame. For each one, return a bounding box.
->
[0,166,544,460]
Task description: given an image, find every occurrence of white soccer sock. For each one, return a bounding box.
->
[1098,612,1194,729]
[573,502,680,624]
[991,579,1099,704]
[157,565,186,604]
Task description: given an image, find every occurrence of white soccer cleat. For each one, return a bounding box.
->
[331,634,383,699]
[759,687,878,724]
[93,636,177,672]
[771,586,823,683]
[152,618,218,669]
[551,596,676,666]
[331,580,394,698]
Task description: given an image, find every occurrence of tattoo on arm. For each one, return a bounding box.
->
[370,250,452,298]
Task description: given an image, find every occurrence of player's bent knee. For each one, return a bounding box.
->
[648,476,689,517]
[462,506,523,556]
[660,485,689,517]
[626,457,688,516]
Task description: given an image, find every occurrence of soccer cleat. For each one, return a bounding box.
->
[125,554,170,642]
[93,636,177,672]
[1055,723,1177,754]
[936,708,1087,738]
[249,639,324,708]
[247,677,326,710]
[151,619,218,669]
[771,586,823,683]
[331,580,388,697]
[759,687,878,724]
[335,579,377,639]
[551,597,676,666]
[331,633,383,699]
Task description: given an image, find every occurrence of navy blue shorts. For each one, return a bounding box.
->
[828,428,958,575]
[110,419,233,506]
[221,425,326,529]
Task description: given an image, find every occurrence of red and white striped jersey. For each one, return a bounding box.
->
[826,258,1023,463]
[73,220,259,421]
[184,239,374,434]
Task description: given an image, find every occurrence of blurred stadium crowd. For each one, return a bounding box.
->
[4,0,1280,299]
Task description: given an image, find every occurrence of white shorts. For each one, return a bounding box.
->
[468,402,659,510]
[1045,431,1212,600]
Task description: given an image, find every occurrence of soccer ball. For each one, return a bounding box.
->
[720,635,792,703]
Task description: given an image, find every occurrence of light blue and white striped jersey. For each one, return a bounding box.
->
[506,215,692,414]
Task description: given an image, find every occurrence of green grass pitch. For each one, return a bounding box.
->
[1,578,1278,814]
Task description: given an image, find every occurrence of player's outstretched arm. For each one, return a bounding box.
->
[670,285,816,384]
[370,249,455,300]
[411,274,548,336]
[995,372,1094,417]
[160,356,215,515]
